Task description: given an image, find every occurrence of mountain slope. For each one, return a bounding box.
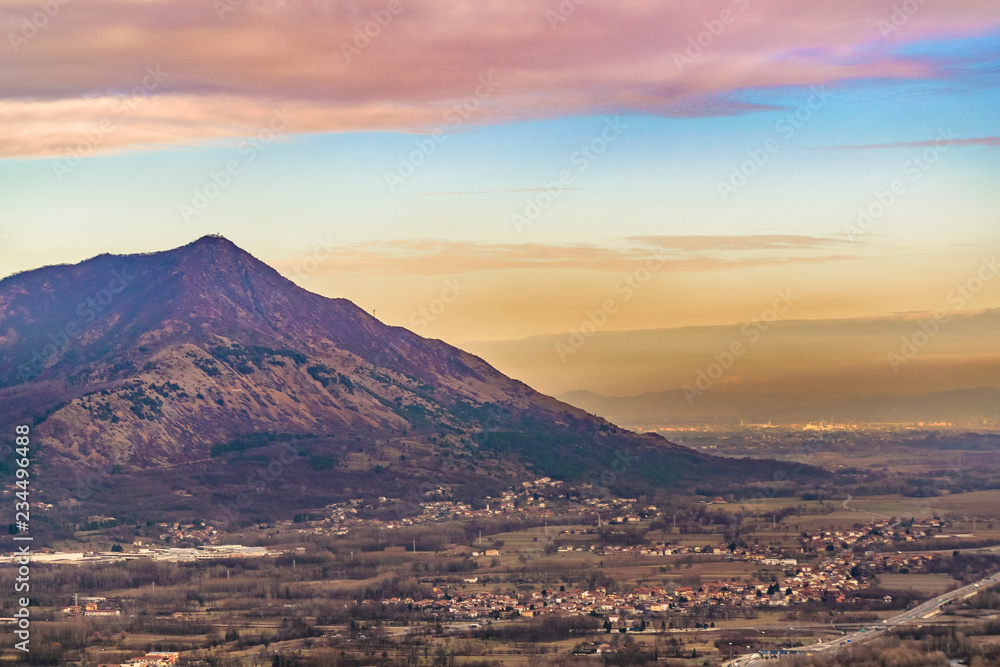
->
[0,236,816,506]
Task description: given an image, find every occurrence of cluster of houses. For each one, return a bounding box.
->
[291,494,565,537]
[102,652,179,667]
[378,546,941,621]
[71,515,221,547]
[870,551,939,574]
[379,581,788,621]
[783,551,935,603]
[284,479,662,538]
[152,521,218,544]
[599,540,798,563]
[289,498,513,537]
[602,543,726,557]
[799,517,947,552]
[60,597,120,617]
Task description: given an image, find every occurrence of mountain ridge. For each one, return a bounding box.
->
[0,236,818,512]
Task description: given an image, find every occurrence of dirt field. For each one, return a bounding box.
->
[926,490,1000,516]
[791,511,885,530]
[878,573,958,594]
[847,491,1000,521]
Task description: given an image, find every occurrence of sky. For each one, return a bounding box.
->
[1,0,999,398]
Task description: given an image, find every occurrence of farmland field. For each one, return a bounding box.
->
[878,574,959,594]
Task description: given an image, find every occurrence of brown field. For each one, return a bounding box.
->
[709,497,820,512]
[877,573,959,594]
[847,491,1000,521]
[926,490,1000,516]
[791,511,883,530]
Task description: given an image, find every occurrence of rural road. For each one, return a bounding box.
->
[841,494,893,520]
[729,570,1000,665]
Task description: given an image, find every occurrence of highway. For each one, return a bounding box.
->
[730,571,1000,665]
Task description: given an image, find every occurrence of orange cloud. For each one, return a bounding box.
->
[626,235,848,251]
[273,237,858,276]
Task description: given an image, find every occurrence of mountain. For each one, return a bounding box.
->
[557,388,1000,428]
[0,236,817,518]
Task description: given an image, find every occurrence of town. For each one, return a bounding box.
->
[6,471,998,666]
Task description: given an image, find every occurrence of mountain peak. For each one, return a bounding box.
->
[191,233,237,246]
[171,234,271,274]
[180,234,247,256]
[0,238,811,506]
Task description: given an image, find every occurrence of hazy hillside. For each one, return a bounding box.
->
[557,388,1000,429]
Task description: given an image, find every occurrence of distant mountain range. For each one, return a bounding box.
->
[0,236,816,518]
[557,387,1000,429]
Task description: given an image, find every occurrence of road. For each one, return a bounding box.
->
[871,544,1000,558]
[841,494,893,520]
[730,571,1000,665]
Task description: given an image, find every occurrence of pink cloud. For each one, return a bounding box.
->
[1,0,998,156]
[827,137,1000,150]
